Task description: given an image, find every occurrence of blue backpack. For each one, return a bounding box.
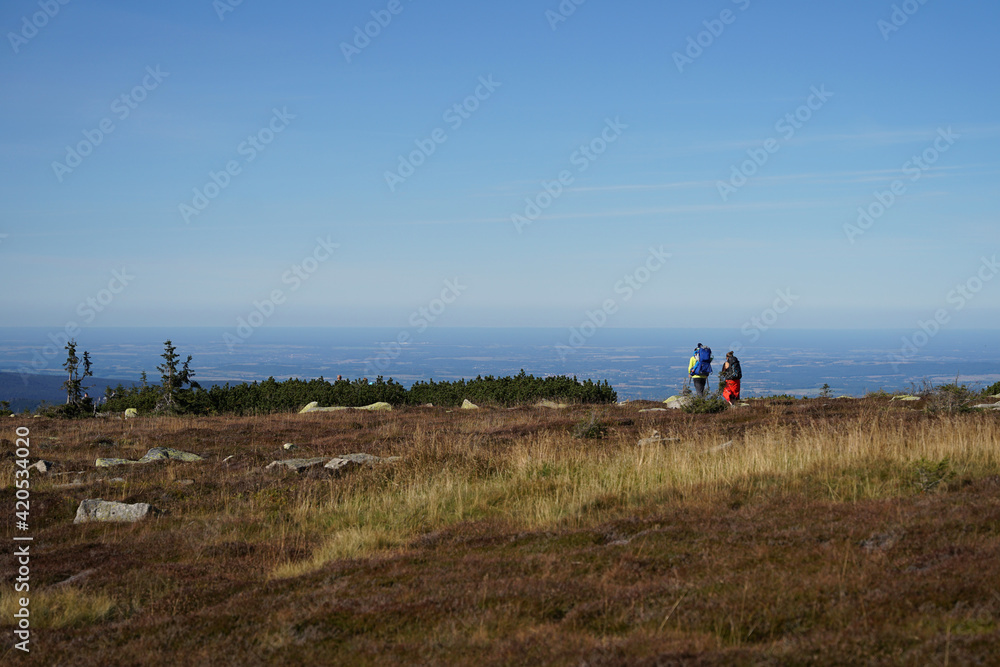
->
[692,346,713,376]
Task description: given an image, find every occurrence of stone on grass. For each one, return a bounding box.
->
[299,401,391,413]
[461,399,479,410]
[137,447,204,463]
[95,458,135,468]
[355,402,391,411]
[537,400,569,409]
[639,408,668,413]
[30,460,58,473]
[891,395,920,401]
[124,408,138,418]
[663,395,693,410]
[972,403,1000,410]
[74,499,154,524]
[283,442,297,451]
[265,457,328,473]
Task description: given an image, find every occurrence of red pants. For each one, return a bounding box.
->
[723,379,741,403]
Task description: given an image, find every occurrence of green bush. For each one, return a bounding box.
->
[682,395,729,414]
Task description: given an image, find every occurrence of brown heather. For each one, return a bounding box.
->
[2,397,999,665]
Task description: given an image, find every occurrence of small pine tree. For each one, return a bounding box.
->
[62,340,93,406]
[156,340,200,411]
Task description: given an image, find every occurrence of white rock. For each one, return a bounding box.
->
[74,499,154,524]
[461,399,479,410]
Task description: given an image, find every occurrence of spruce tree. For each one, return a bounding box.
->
[62,340,92,406]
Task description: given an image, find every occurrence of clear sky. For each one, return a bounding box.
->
[2,0,998,333]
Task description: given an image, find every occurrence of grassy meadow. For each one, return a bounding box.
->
[2,395,1000,665]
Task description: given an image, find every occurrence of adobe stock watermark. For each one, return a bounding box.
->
[7,0,71,54]
[51,66,169,183]
[555,246,671,361]
[511,117,628,234]
[364,278,467,375]
[878,0,933,41]
[890,254,998,371]
[843,126,958,244]
[213,0,245,21]
[725,288,800,355]
[717,85,833,202]
[179,107,295,224]
[673,0,752,73]
[16,268,135,382]
[384,75,502,192]
[545,0,587,30]
[341,0,415,64]
[223,236,339,351]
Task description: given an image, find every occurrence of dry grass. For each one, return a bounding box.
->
[2,398,999,664]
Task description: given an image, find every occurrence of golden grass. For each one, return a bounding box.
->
[271,409,1000,579]
[0,588,116,629]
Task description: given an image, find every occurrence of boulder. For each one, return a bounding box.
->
[137,447,204,463]
[972,403,1000,410]
[74,499,154,524]
[890,395,920,401]
[355,402,392,411]
[461,399,479,410]
[639,408,668,413]
[537,400,569,409]
[265,457,328,473]
[663,395,693,410]
[283,443,297,451]
[124,408,138,418]
[299,401,391,413]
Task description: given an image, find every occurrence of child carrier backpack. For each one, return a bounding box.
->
[692,346,713,376]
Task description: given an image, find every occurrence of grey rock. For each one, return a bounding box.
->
[461,399,479,410]
[137,447,204,463]
[639,408,668,413]
[30,460,57,473]
[972,403,1000,410]
[95,458,135,468]
[324,457,356,473]
[74,499,155,524]
[663,395,693,410]
[265,457,328,472]
[338,453,384,464]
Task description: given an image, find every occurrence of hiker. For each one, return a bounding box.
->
[720,351,742,404]
[688,343,713,397]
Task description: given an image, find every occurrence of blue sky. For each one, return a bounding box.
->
[2,0,998,334]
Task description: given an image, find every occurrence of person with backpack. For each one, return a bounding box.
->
[688,343,713,397]
[719,351,742,404]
